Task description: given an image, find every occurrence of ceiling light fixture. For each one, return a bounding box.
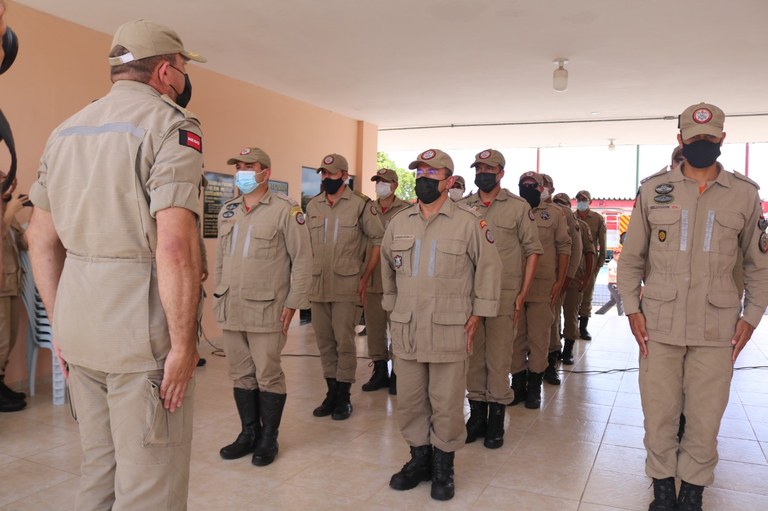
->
[553,59,569,92]
[608,139,616,151]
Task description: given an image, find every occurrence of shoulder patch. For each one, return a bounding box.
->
[733,170,760,190]
[640,168,669,185]
[179,129,202,153]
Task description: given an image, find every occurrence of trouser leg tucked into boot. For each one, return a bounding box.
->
[561,339,575,365]
[220,388,260,460]
[312,378,337,417]
[362,360,390,392]
[579,316,592,340]
[483,402,505,449]
[389,445,432,490]
[543,351,561,385]
[676,481,704,511]
[430,448,455,501]
[509,370,528,406]
[649,477,677,511]
[525,371,543,409]
[332,381,353,420]
[465,400,488,443]
[252,392,286,466]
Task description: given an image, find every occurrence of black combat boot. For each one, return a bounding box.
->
[484,402,505,449]
[0,393,25,413]
[676,481,704,511]
[561,339,576,365]
[388,370,397,395]
[431,448,455,501]
[362,360,390,392]
[509,370,528,406]
[579,316,592,340]
[525,371,543,409]
[0,377,26,402]
[312,378,337,417]
[390,445,432,490]
[464,400,488,443]
[252,392,286,466]
[649,477,677,511]
[331,381,353,420]
[543,351,561,385]
[220,388,260,460]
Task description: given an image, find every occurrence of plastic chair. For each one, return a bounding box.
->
[19,250,66,405]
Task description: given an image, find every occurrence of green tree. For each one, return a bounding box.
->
[377,151,415,201]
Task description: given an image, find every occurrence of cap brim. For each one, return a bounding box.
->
[182,50,207,63]
[408,161,422,170]
[681,125,723,140]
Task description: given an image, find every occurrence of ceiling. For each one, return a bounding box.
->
[14,0,768,151]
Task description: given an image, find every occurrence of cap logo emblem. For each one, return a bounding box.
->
[421,150,436,160]
[693,108,713,124]
[479,150,491,159]
[378,169,386,175]
[324,156,335,165]
[240,148,251,155]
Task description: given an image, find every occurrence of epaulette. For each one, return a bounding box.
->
[353,190,372,202]
[273,192,299,206]
[457,203,482,218]
[732,170,761,190]
[160,95,199,121]
[640,168,669,185]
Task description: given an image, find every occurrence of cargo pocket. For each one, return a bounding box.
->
[704,291,740,340]
[143,379,183,447]
[435,239,467,278]
[333,258,362,295]
[431,311,468,354]
[640,286,676,333]
[212,285,229,323]
[389,310,414,356]
[242,287,276,326]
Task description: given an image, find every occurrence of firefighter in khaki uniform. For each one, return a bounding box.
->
[511,172,571,409]
[361,168,411,393]
[618,102,768,511]
[460,149,541,449]
[540,175,581,386]
[214,147,311,466]
[575,189,606,340]
[307,153,384,420]
[382,149,501,501]
[27,20,204,509]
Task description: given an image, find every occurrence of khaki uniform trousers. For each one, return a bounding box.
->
[394,357,468,452]
[222,330,287,394]
[562,284,583,340]
[467,315,515,403]
[311,301,362,383]
[511,301,553,374]
[549,294,564,353]
[0,297,19,377]
[639,341,732,486]
[363,292,390,362]
[68,365,195,511]
[578,270,598,317]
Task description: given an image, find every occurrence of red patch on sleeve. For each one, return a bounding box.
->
[179,130,202,153]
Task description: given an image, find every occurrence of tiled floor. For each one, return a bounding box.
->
[1,313,767,510]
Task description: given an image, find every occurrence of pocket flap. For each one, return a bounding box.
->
[251,226,278,240]
[218,223,234,236]
[642,286,677,302]
[707,291,740,309]
[715,211,744,230]
[390,310,412,323]
[391,238,415,251]
[334,259,361,276]
[432,311,467,325]
[243,288,275,301]
[648,210,681,225]
[213,285,229,299]
[437,239,464,255]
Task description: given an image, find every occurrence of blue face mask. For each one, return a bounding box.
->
[577,201,589,212]
[235,170,263,194]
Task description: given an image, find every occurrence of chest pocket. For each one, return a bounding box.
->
[390,237,415,277]
[710,211,744,255]
[435,239,467,278]
[648,209,682,252]
[248,226,279,260]
[218,222,235,255]
[308,216,326,246]
[492,216,519,260]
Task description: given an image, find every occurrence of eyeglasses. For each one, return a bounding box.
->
[415,167,443,178]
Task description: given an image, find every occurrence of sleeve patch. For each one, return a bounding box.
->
[179,129,202,153]
[485,229,495,244]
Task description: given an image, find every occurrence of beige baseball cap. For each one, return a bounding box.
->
[518,171,544,186]
[371,168,398,183]
[408,149,454,173]
[679,102,725,140]
[108,19,206,66]
[317,153,349,175]
[471,149,506,169]
[552,192,571,206]
[452,176,466,189]
[541,174,554,187]
[226,147,271,168]
[575,190,592,201]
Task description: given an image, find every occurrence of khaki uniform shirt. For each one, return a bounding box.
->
[0,220,25,297]
[29,80,204,373]
[213,190,312,332]
[381,198,501,363]
[578,209,607,267]
[306,186,385,303]
[555,202,582,279]
[618,165,768,346]
[366,196,411,293]
[527,202,572,302]
[574,218,596,281]
[460,189,543,314]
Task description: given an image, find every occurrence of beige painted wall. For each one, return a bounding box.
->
[0,1,378,389]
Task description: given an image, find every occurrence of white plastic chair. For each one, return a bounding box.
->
[19,250,66,405]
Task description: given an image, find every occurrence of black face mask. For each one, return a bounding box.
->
[415,177,443,204]
[474,173,498,193]
[681,139,721,168]
[519,184,541,208]
[323,177,344,195]
[169,66,192,108]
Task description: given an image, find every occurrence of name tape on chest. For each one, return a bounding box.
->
[179,129,202,153]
